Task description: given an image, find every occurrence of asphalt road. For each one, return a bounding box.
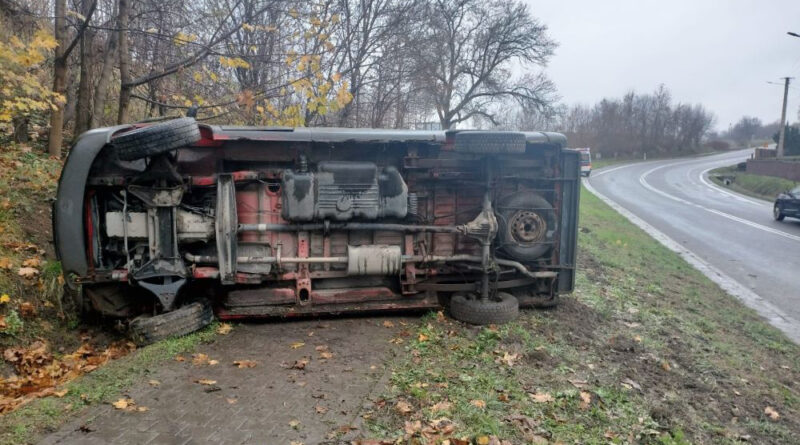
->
[587,149,800,330]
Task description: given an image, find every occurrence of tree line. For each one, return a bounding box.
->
[497,85,716,158]
[1,0,558,158]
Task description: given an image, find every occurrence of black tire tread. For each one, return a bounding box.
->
[113,118,201,161]
[449,292,519,325]
[129,300,213,345]
[454,132,526,154]
[774,204,785,221]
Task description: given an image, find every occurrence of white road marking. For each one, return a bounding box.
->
[697,166,769,207]
[590,162,646,178]
[582,178,800,343]
[638,163,800,243]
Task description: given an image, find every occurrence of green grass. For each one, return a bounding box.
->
[364,186,800,444]
[0,325,218,445]
[709,166,797,201]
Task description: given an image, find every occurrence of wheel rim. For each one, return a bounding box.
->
[774,205,780,219]
[509,210,547,244]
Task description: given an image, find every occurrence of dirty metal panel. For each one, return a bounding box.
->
[557,148,580,293]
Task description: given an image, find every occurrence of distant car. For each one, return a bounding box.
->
[774,186,800,221]
[577,148,591,176]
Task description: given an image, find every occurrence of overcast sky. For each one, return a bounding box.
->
[525,0,800,131]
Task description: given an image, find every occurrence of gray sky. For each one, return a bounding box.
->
[526,0,800,131]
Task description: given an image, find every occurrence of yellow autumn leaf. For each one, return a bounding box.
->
[112,398,133,409]
[0,294,10,304]
[470,399,486,408]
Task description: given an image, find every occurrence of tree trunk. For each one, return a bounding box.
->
[91,11,119,128]
[73,0,95,137]
[116,0,131,123]
[47,0,67,158]
[12,116,29,143]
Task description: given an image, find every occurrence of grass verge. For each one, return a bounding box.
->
[0,324,217,445]
[709,166,797,201]
[361,186,800,444]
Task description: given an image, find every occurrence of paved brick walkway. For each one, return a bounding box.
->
[39,316,412,445]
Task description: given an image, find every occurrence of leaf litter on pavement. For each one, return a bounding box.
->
[0,340,136,413]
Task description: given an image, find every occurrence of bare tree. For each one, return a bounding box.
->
[411,0,556,129]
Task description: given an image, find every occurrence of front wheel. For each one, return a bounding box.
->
[129,299,214,345]
[774,204,785,221]
[449,292,519,325]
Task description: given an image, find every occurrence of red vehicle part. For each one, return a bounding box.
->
[56,123,580,321]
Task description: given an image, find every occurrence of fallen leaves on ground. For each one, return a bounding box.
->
[291,359,309,370]
[192,353,212,366]
[495,351,520,367]
[21,258,41,268]
[315,404,328,414]
[0,258,12,270]
[18,301,36,317]
[568,378,589,388]
[0,294,10,304]
[315,345,334,359]
[194,379,217,385]
[470,399,486,409]
[579,391,593,410]
[0,340,135,413]
[382,320,395,328]
[764,406,780,420]
[216,323,233,335]
[233,359,257,368]
[528,392,554,403]
[621,378,642,391]
[430,401,452,412]
[395,400,413,415]
[290,341,305,349]
[112,398,148,412]
[16,267,38,279]
[148,380,160,387]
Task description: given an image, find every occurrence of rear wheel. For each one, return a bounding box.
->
[449,292,519,325]
[774,203,785,221]
[497,193,555,261]
[129,299,214,345]
[112,118,201,161]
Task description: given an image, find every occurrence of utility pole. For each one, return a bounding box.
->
[777,77,792,158]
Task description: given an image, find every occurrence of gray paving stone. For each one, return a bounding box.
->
[37,316,413,444]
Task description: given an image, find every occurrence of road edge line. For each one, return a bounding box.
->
[582,179,800,344]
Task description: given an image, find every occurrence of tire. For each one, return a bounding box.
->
[453,131,526,154]
[129,299,213,345]
[496,193,555,261]
[449,292,519,325]
[112,118,201,161]
[774,204,785,221]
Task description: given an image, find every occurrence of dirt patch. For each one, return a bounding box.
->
[17,204,54,259]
